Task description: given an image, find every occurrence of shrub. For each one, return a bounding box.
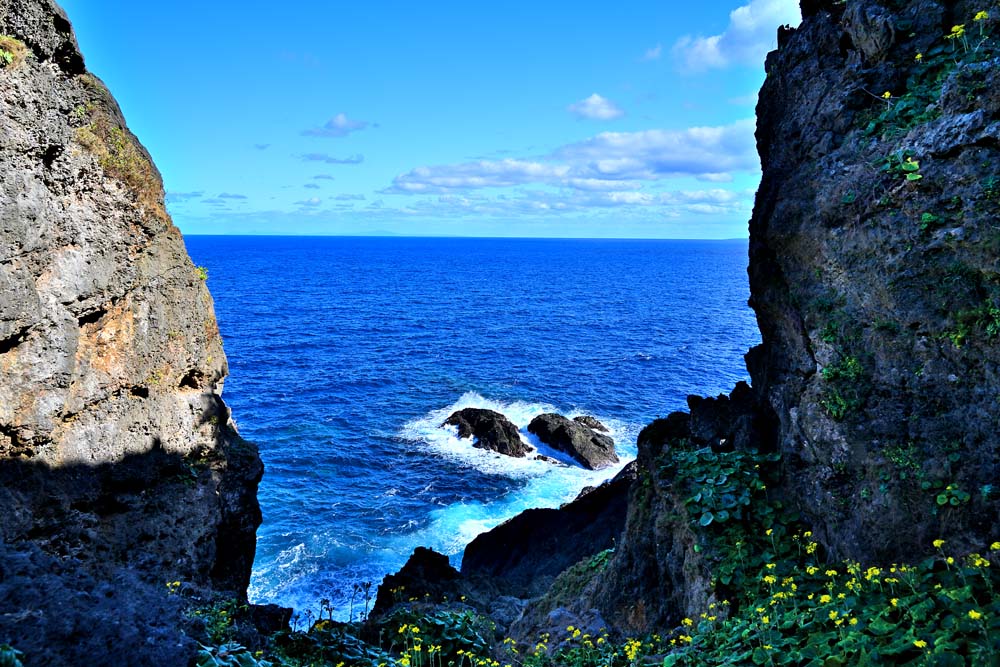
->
[0,35,27,69]
[74,107,168,222]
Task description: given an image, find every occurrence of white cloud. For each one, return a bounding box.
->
[673,0,800,72]
[554,118,759,181]
[302,153,364,165]
[642,44,662,61]
[567,93,625,121]
[302,113,370,138]
[390,159,571,194]
[387,119,758,195]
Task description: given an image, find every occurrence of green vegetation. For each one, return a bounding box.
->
[0,35,27,69]
[820,355,867,421]
[0,644,24,667]
[197,266,210,281]
[655,539,1000,666]
[944,300,1000,347]
[74,106,168,222]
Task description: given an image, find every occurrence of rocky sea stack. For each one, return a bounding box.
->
[528,413,619,470]
[442,407,529,457]
[0,1,263,663]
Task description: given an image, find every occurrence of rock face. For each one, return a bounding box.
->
[461,461,635,599]
[576,0,1000,637]
[0,1,262,663]
[748,0,1000,562]
[528,413,618,469]
[443,408,529,457]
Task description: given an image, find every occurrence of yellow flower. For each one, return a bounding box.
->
[975,11,989,21]
[991,541,1000,551]
[761,615,770,624]
[829,610,839,620]
[849,618,858,626]
[763,645,773,650]
[891,598,898,607]
[946,24,966,38]
[914,640,928,649]
[946,556,955,565]
[765,563,776,570]
[681,618,693,627]
[969,609,984,620]
[765,529,773,537]
[763,575,777,585]
[933,539,946,548]
[825,569,838,577]
[882,91,892,99]
[806,566,819,575]
[819,594,832,604]
[915,52,923,61]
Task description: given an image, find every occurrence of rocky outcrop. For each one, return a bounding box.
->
[748,0,1000,562]
[0,1,262,663]
[570,0,1000,637]
[528,413,618,469]
[443,408,529,457]
[461,461,635,599]
[370,547,463,619]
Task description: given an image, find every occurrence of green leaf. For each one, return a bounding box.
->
[867,617,897,636]
[906,173,923,181]
[699,511,715,526]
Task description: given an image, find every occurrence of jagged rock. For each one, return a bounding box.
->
[573,415,609,432]
[748,0,1000,563]
[0,1,261,663]
[461,461,635,599]
[371,547,463,618]
[528,413,618,470]
[443,408,529,457]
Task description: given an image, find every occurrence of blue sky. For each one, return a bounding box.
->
[59,0,800,238]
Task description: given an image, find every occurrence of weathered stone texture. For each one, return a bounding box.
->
[0,1,262,662]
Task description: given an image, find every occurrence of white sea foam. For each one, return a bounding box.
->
[395,392,639,562]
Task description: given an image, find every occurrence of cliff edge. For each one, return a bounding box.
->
[0,0,262,663]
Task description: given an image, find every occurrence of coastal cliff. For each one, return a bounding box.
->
[368,0,1000,662]
[0,0,262,663]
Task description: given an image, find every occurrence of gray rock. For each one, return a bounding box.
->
[0,1,261,663]
[443,408,529,458]
[528,413,618,470]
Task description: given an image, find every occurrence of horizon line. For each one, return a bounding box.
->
[181,233,751,242]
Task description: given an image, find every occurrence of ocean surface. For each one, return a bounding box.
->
[183,235,760,618]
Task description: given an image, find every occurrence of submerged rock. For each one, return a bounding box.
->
[528,413,618,470]
[442,408,529,458]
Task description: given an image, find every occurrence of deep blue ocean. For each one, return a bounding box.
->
[183,236,760,618]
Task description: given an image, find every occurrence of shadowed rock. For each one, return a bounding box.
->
[443,408,529,458]
[528,414,618,470]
